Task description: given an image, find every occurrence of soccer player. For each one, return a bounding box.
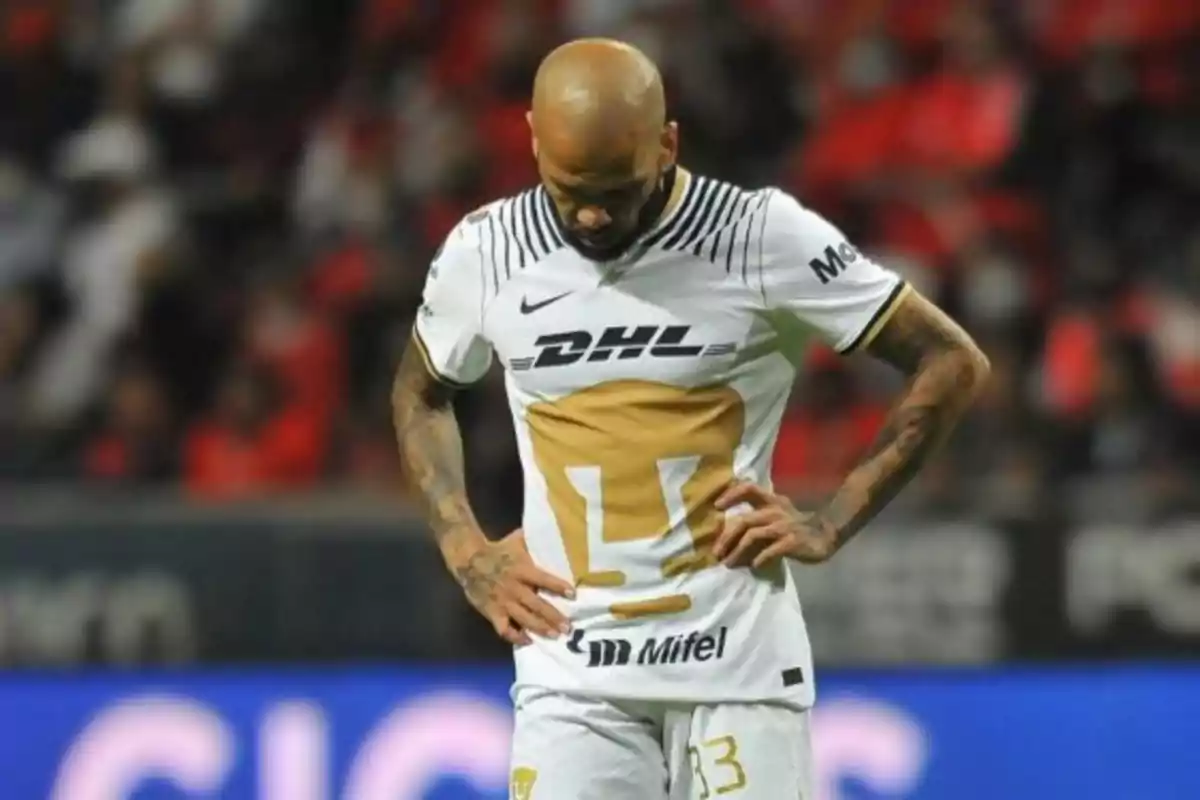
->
[394,38,988,800]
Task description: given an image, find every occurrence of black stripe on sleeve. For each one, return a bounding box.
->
[641,177,697,250]
[654,177,711,250]
[474,224,487,322]
[515,191,538,269]
[539,188,566,247]
[663,178,720,250]
[527,189,552,256]
[681,182,734,251]
[412,323,475,390]
[501,199,521,277]
[839,281,909,354]
[484,213,500,295]
[753,189,772,295]
[717,192,755,269]
[696,184,739,258]
[740,191,769,284]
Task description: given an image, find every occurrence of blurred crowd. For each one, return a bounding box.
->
[0,0,1197,523]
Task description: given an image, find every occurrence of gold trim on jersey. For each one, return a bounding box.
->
[611,594,693,620]
[411,324,476,389]
[663,167,691,223]
[526,379,744,620]
[842,281,912,353]
[629,167,695,254]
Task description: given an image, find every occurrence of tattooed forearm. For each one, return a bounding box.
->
[818,291,989,546]
[393,332,573,643]
[392,334,483,558]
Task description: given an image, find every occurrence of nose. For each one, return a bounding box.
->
[575,206,612,231]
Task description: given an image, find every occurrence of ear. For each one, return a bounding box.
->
[527,111,538,158]
[661,121,679,166]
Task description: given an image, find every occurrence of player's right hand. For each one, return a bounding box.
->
[450,530,575,647]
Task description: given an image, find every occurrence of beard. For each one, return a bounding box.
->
[560,165,677,262]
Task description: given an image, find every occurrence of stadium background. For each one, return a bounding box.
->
[0,0,1198,797]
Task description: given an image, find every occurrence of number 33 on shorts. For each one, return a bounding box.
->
[675,727,813,797]
[510,691,814,799]
[509,734,756,800]
[670,702,816,800]
[685,735,747,798]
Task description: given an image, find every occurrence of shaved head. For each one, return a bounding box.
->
[529,38,678,260]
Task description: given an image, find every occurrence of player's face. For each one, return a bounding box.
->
[537,123,678,261]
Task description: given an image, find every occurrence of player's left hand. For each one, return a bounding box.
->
[711,481,840,568]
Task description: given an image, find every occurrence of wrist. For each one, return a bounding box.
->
[807,507,844,553]
[438,526,488,569]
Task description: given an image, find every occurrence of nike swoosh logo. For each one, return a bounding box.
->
[520,291,572,314]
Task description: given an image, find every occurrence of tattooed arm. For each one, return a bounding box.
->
[397,213,573,644]
[391,335,482,565]
[393,333,573,645]
[713,192,989,567]
[714,290,989,567]
[817,291,990,548]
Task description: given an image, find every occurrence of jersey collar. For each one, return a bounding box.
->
[542,165,683,263]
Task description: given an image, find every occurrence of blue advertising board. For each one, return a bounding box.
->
[0,664,1195,799]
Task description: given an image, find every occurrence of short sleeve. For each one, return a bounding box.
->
[759,189,909,353]
[413,218,494,386]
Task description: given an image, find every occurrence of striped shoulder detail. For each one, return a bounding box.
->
[475,187,566,295]
[736,187,772,286]
[647,175,769,277]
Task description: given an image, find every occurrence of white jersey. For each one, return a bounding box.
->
[415,171,908,709]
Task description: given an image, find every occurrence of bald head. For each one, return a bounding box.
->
[532,38,665,160]
[529,39,677,259]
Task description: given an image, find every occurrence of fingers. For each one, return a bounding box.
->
[722,523,784,568]
[516,563,576,599]
[506,600,558,641]
[712,509,777,560]
[752,538,796,569]
[499,534,574,599]
[491,613,531,647]
[713,482,797,568]
[514,585,571,637]
[472,552,575,646]
[714,481,774,511]
[480,564,573,646]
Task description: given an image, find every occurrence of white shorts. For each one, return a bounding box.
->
[510,686,814,799]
